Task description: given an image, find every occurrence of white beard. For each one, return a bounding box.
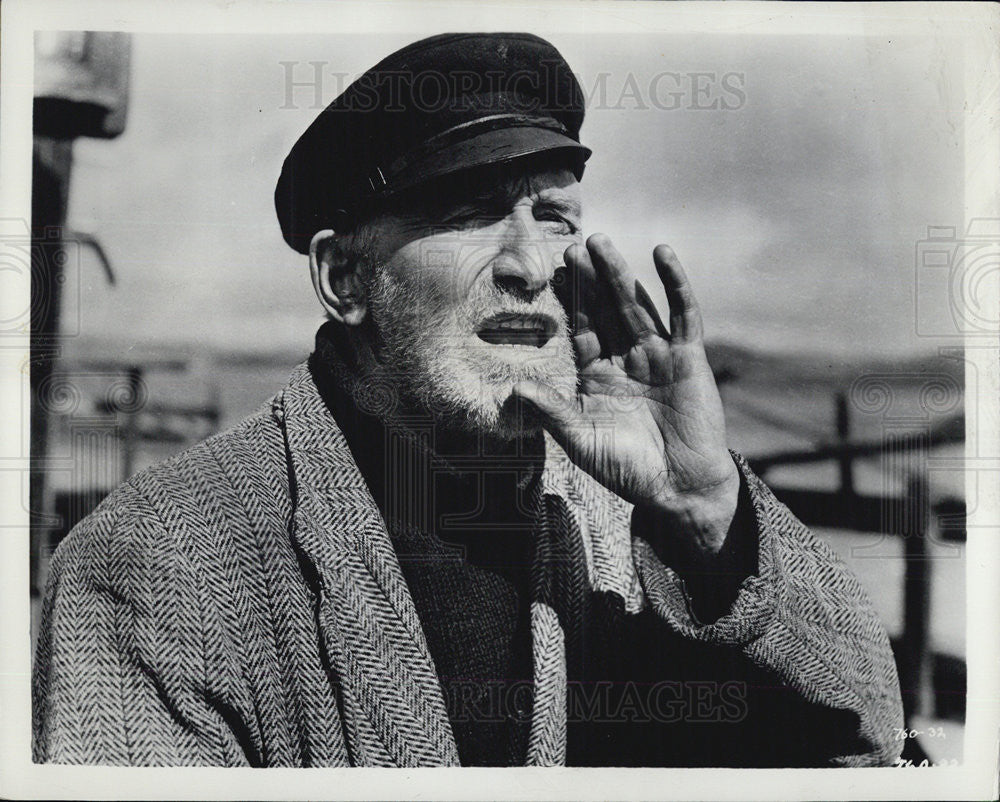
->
[365,266,579,441]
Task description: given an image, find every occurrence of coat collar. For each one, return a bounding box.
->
[272,344,644,765]
[274,361,460,766]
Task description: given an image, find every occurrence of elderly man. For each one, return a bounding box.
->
[33,33,903,767]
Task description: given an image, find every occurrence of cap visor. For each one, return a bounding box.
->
[387,126,591,194]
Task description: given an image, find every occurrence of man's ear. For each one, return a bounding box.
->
[309,229,368,326]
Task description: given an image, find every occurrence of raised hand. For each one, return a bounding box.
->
[512,233,740,560]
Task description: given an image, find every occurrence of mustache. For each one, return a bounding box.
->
[364,266,570,344]
[461,284,568,331]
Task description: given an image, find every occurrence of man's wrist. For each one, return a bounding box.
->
[646,459,741,565]
[633,456,758,623]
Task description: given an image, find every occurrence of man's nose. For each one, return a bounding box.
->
[491,211,557,298]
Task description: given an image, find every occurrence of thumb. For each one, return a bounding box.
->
[511,380,584,439]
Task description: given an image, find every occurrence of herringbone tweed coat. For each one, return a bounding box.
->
[32,361,904,767]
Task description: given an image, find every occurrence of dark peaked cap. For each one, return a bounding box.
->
[275,32,592,254]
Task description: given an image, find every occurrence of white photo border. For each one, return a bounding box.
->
[1,1,997,800]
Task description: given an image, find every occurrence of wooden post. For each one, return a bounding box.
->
[900,470,931,721]
[836,391,855,499]
[120,366,143,481]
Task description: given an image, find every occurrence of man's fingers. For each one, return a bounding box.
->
[552,261,587,335]
[572,328,603,368]
[565,242,631,358]
[652,244,703,342]
[555,247,600,366]
[635,280,670,339]
[586,233,660,341]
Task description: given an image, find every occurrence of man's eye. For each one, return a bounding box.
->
[536,212,577,234]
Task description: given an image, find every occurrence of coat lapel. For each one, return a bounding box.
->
[275,363,459,767]
[274,358,643,767]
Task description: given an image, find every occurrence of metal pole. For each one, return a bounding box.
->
[30,136,74,602]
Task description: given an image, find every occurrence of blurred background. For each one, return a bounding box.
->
[29,30,974,765]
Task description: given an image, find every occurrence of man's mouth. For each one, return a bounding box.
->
[476,313,558,348]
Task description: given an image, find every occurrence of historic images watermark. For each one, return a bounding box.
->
[1,218,82,340]
[443,679,748,725]
[832,220,999,560]
[278,60,747,113]
[914,219,1000,340]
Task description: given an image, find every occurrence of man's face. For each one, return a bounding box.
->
[362,163,582,440]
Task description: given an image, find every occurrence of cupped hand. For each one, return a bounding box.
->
[512,233,740,558]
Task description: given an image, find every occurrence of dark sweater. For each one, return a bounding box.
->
[310,330,537,765]
[308,323,893,767]
[307,324,752,766]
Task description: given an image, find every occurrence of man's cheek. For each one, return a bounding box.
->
[387,273,449,323]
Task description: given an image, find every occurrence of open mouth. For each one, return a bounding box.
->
[476,313,558,348]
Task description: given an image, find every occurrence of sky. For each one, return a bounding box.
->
[62,29,969,360]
